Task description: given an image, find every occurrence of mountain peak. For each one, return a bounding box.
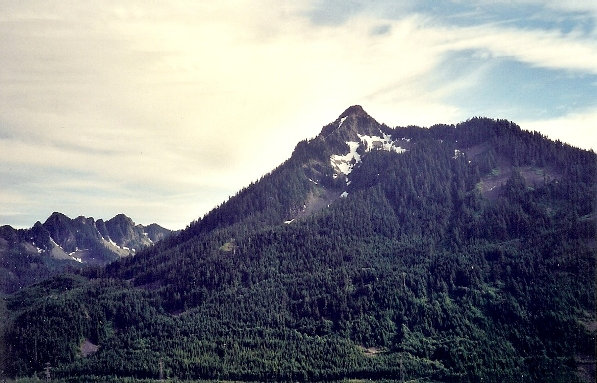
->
[339,105,369,119]
[109,213,133,224]
[48,211,68,219]
[44,211,70,225]
[319,105,382,141]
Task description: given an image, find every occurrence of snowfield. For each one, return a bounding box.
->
[330,134,406,178]
[330,141,361,176]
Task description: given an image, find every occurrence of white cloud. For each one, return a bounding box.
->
[0,1,595,228]
[430,22,597,75]
[471,0,597,19]
[519,108,597,152]
[525,0,597,18]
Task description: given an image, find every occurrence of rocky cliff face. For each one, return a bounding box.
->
[0,212,177,292]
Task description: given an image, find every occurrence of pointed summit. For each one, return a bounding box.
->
[339,105,369,119]
[320,105,381,140]
[45,211,70,224]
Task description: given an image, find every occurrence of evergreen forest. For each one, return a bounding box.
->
[2,108,595,383]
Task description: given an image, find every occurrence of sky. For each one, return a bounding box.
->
[1,0,596,230]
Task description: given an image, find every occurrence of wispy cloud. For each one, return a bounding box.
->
[519,108,597,151]
[435,24,597,74]
[0,0,595,228]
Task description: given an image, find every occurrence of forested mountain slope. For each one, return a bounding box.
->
[3,106,595,382]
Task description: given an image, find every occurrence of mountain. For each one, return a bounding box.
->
[0,213,176,293]
[3,106,595,382]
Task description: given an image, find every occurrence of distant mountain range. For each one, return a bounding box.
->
[3,106,595,382]
[0,212,177,292]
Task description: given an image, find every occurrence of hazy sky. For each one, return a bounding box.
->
[1,0,596,229]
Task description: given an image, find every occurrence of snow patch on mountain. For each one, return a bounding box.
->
[49,237,61,250]
[330,134,406,177]
[330,141,361,175]
[358,133,406,154]
[107,237,118,247]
